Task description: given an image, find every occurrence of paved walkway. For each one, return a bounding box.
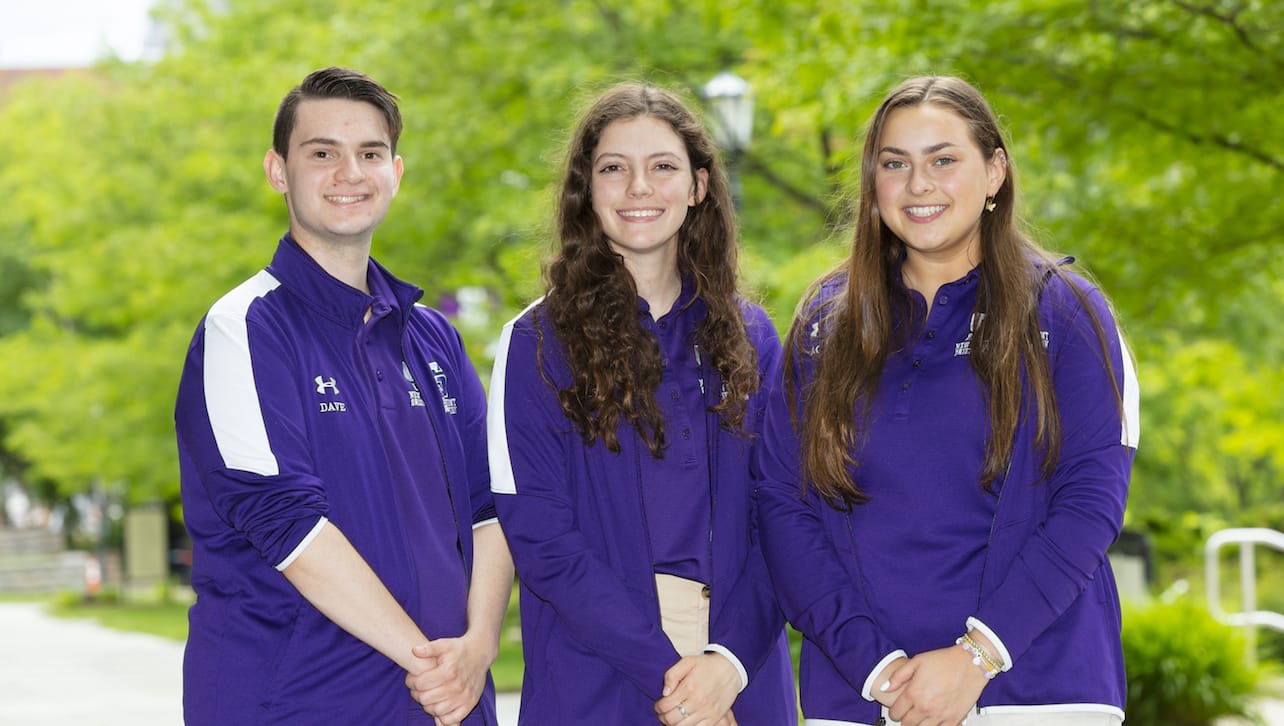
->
[0,602,519,725]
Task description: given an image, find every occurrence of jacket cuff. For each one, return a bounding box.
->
[703,644,749,692]
[274,516,328,571]
[966,616,1012,670]
[861,649,907,701]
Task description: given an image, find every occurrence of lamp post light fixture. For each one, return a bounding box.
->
[702,71,754,208]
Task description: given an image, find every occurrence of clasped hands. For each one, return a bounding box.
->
[404,630,495,726]
[654,652,742,726]
[872,642,991,726]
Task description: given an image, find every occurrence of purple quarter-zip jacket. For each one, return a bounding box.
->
[756,261,1138,725]
[488,295,796,724]
[175,235,497,725]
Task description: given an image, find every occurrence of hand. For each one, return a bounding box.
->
[871,656,909,708]
[885,645,988,726]
[404,632,496,725]
[654,653,740,725]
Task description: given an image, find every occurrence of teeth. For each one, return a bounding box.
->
[619,209,662,218]
[327,195,366,203]
[906,205,946,217]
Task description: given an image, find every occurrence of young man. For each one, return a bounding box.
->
[175,67,511,725]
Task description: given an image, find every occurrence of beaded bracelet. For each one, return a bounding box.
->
[956,634,1001,680]
[964,633,1003,673]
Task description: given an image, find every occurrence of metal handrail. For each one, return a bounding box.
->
[1205,528,1284,634]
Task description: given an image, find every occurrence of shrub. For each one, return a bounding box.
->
[1123,597,1267,725]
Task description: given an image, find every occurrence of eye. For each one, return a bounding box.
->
[363,151,382,160]
[312,149,334,159]
[881,159,907,170]
[598,163,623,174]
[654,162,680,172]
[933,156,957,167]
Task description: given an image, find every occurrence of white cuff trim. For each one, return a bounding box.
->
[967,616,1012,671]
[703,644,748,693]
[275,517,328,571]
[861,649,907,701]
[471,517,500,530]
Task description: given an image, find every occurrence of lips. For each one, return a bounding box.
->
[326,194,370,204]
[618,209,663,219]
[905,205,947,219]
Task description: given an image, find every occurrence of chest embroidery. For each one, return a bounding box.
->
[314,374,348,413]
[428,361,458,415]
[953,312,1051,357]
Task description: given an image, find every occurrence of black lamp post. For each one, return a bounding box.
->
[702,71,753,209]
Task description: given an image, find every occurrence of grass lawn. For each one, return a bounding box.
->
[51,594,192,641]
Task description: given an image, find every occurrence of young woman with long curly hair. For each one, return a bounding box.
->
[487,82,796,725]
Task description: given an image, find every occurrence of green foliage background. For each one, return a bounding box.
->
[0,0,1281,596]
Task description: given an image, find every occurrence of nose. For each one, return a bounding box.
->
[909,165,932,195]
[627,170,652,197]
[336,154,365,184]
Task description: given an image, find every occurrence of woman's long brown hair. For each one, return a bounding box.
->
[538,82,758,457]
[787,76,1114,510]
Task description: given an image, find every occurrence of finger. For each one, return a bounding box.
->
[662,658,696,696]
[654,684,690,715]
[416,640,451,660]
[886,661,916,692]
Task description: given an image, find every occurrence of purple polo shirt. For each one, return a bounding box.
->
[365,270,468,639]
[848,269,995,652]
[639,288,712,584]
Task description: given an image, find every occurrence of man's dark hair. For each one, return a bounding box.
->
[272,67,402,158]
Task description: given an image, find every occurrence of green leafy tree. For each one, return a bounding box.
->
[0,0,1280,549]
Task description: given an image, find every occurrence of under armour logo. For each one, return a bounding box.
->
[315,376,340,395]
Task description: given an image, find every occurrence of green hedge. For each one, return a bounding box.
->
[1123,597,1268,725]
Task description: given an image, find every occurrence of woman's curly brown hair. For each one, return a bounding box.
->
[537,82,758,457]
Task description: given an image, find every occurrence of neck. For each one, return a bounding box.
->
[292,232,372,293]
[626,254,682,319]
[902,250,978,314]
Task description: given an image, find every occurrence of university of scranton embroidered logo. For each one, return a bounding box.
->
[954,313,1050,356]
[314,375,347,413]
[401,362,426,409]
[428,361,458,415]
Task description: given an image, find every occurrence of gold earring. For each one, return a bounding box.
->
[985,197,997,213]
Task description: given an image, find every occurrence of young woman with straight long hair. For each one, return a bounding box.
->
[756,75,1139,726]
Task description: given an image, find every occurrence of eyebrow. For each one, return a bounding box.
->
[878,141,959,156]
[298,137,391,150]
[592,150,682,165]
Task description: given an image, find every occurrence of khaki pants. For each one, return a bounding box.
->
[655,574,710,656]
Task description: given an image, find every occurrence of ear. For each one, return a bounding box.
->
[390,154,404,197]
[986,148,1008,197]
[264,149,288,194]
[690,167,709,206]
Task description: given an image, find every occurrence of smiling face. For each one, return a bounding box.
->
[590,115,707,267]
[874,103,1005,276]
[264,98,403,253]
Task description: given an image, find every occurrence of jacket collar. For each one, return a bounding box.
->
[266,234,424,329]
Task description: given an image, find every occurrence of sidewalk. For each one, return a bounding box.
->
[0,602,520,725]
